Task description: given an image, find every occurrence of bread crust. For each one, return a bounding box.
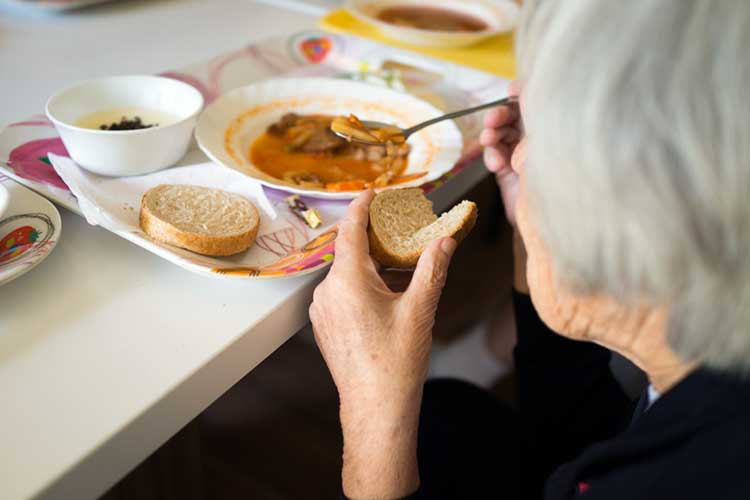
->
[139,186,260,257]
[368,190,477,268]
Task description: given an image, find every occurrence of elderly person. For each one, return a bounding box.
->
[309,1,750,499]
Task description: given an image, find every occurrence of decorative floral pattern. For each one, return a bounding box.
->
[299,37,333,63]
[288,31,342,66]
[214,228,337,278]
[7,138,69,190]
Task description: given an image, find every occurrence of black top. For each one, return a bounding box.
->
[511,292,750,500]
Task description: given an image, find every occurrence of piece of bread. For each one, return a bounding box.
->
[140,184,260,257]
[368,188,477,268]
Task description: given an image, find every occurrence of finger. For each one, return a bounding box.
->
[484,104,519,129]
[404,237,457,314]
[479,127,500,147]
[484,145,510,173]
[483,107,503,129]
[480,126,520,148]
[500,128,522,145]
[483,105,515,129]
[334,190,375,267]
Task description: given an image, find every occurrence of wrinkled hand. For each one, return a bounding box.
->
[480,80,524,227]
[309,190,457,499]
[310,190,457,408]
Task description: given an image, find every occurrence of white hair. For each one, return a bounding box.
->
[517,0,750,372]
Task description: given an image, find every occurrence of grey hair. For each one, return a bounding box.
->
[517,1,750,373]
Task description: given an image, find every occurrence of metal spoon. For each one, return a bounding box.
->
[332,96,518,146]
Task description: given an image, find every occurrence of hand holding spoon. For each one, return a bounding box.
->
[331,96,518,146]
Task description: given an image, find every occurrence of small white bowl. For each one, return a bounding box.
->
[46,75,204,177]
[347,0,520,49]
[0,183,9,220]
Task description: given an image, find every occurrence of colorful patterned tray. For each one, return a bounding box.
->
[0,30,509,279]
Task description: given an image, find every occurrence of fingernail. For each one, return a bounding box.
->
[440,238,457,256]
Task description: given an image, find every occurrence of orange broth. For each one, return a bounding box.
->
[250,132,395,184]
[249,114,418,191]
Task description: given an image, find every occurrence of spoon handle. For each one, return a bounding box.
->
[404,96,519,137]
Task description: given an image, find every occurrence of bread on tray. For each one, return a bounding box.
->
[368,188,477,268]
[140,184,260,257]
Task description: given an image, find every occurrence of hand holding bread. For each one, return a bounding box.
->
[309,188,473,500]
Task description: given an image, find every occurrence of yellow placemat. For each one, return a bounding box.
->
[319,9,516,79]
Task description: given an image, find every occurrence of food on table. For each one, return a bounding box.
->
[139,184,260,257]
[331,114,405,144]
[368,188,477,268]
[285,195,322,229]
[250,113,412,191]
[75,108,179,131]
[376,6,489,33]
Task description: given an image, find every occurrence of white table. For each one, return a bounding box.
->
[0,1,489,499]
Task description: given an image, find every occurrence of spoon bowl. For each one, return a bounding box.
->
[332,95,517,146]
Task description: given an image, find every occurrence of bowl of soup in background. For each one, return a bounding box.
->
[347,0,520,48]
[46,75,204,176]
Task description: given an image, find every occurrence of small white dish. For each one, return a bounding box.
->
[195,77,463,200]
[0,178,62,287]
[46,75,204,177]
[0,183,9,220]
[347,0,520,49]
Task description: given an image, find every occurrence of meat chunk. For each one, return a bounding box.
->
[267,113,300,136]
[267,113,345,153]
[296,128,344,154]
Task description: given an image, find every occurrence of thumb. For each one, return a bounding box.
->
[404,237,457,314]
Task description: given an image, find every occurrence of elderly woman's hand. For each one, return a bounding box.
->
[309,190,457,499]
[480,80,523,227]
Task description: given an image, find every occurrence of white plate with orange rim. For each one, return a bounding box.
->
[195,77,463,200]
[346,0,520,49]
[0,176,62,287]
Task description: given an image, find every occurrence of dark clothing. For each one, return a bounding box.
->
[417,378,522,499]
[412,292,750,500]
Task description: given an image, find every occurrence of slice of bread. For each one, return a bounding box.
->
[368,188,477,268]
[140,184,260,257]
